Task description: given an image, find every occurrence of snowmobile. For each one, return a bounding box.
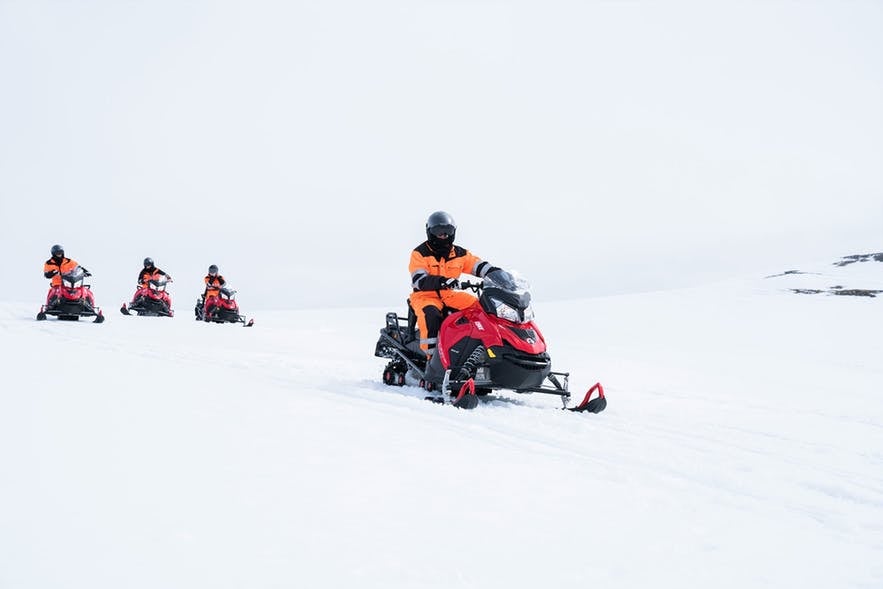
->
[37,265,105,323]
[121,276,174,317]
[195,287,254,327]
[374,269,605,412]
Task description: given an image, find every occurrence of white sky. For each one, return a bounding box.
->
[1,0,881,308]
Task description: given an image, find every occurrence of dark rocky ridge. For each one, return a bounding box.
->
[833,252,883,267]
[767,252,882,298]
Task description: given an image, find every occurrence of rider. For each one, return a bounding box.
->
[202,264,226,320]
[133,257,172,303]
[43,244,91,306]
[409,211,499,358]
[138,258,172,287]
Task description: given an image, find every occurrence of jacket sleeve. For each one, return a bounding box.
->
[409,249,442,291]
[464,252,496,278]
[43,261,57,278]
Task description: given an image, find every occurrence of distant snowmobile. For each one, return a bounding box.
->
[195,287,254,327]
[37,265,105,323]
[121,276,174,317]
[374,270,605,412]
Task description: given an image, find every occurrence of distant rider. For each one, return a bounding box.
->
[137,257,172,287]
[201,264,226,320]
[409,211,499,358]
[133,257,173,303]
[43,244,92,306]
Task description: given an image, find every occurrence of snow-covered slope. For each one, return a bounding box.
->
[1,264,881,588]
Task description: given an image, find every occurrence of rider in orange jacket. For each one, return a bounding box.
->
[43,244,83,287]
[202,264,226,319]
[43,244,91,306]
[409,211,499,357]
[137,257,172,287]
[133,257,172,300]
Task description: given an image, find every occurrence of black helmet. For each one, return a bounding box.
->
[426,211,456,251]
[51,244,64,257]
[208,264,219,275]
[143,257,154,268]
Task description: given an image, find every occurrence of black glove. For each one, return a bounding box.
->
[44,270,58,278]
[420,276,460,291]
[419,275,446,291]
[82,269,92,277]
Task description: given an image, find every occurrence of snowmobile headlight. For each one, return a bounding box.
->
[522,304,535,323]
[491,298,521,323]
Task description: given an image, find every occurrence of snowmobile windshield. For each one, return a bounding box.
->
[219,287,236,300]
[483,269,530,294]
[62,266,86,288]
[149,278,167,291]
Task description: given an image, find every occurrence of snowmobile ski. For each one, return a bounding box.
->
[568,382,607,413]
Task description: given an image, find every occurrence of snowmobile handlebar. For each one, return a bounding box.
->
[458,280,482,293]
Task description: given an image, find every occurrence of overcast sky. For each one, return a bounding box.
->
[1,0,880,309]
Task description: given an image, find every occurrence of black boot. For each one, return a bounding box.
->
[423,347,445,387]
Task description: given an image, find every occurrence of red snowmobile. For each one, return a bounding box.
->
[37,265,105,323]
[121,276,174,317]
[374,269,605,412]
[195,287,253,327]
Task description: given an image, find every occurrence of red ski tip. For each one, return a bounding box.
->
[453,378,479,410]
[569,382,607,413]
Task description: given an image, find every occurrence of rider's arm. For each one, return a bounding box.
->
[464,252,497,278]
[413,273,447,291]
[409,249,443,291]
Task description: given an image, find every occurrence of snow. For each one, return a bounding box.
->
[2,259,881,588]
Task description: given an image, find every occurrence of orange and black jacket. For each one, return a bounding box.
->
[204,275,226,297]
[409,242,495,291]
[43,257,82,287]
[138,268,170,286]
